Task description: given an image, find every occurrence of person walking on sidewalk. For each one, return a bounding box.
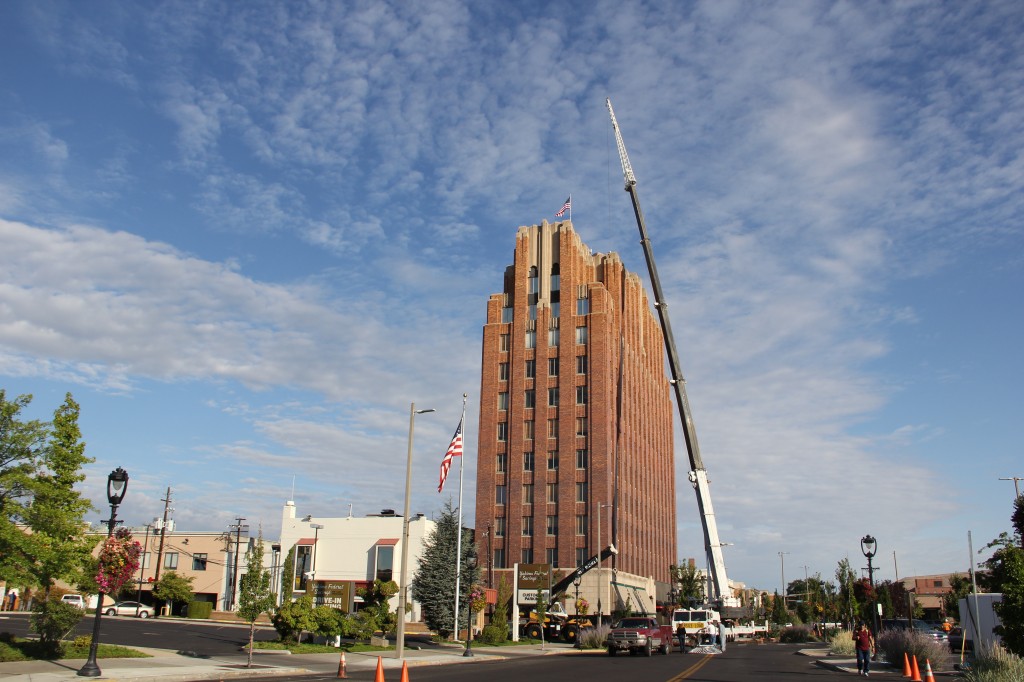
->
[854,622,875,676]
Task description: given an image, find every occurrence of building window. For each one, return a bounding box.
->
[524,420,534,441]
[576,482,588,503]
[499,362,509,381]
[521,547,534,564]
[529,304,537,321]
[576,385,587,405]
[548,357,559,376]
[547,482,558,504]
[375,545,394,582]
[933,580,943,588]
[522,484,534,505]
[141,552,151,570]
[576,326,587,344]
[551,301,560,317]
[192,553,208,571]
[526,329,536,349]
[547,450,559,470]
[498,392,509,410]
[546,547,559,567]
[525,389,535,409]
[546,515,558,535]
[548,328,559,347]
[500,333,510,352]
[501,307,513,323]
[576,449,588,469]
[576,355,587,374]
[496,485,507,505]
[575,417,587,437]
[497,422,508,441]
[164,552,178,569]
[529,267,539,294]
[548,387,559,407]
[494,548,506,569]
[551,273,560,291]
[525,359,535,379]
[524,451,535,471]
[294,545,312,592]
[522,516,533,537]
[576,547,587,566]
[495,517,506,537]
[577,298,589,315]
[576,515,588,535]
[496,453,507,473]
[547,418,558,439]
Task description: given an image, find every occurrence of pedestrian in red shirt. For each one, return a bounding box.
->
[854,622,875,676]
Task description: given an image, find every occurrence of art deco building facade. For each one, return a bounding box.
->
[475,220,676,585]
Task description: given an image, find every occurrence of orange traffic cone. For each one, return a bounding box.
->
[375,656,385,682]
[902,652,911,678]
[922,658,936,682]
[337,650,347,678]
[910,654,922,682]
[400,660,410,682]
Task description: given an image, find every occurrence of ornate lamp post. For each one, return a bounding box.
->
[573,574,583,649]
[78,468,129,677]
[860,534,879,634]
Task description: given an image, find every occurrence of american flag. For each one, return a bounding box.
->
[437,418,464,493]
[555,196,571,217]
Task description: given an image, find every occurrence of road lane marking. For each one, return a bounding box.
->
[666,654,714,681]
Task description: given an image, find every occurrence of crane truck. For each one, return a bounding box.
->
[606,99,738,608]
[519,545,618,643]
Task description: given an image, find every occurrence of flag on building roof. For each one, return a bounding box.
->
[555,196,571,217]
[437,418,464,493]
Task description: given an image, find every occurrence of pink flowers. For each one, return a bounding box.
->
[95,527,142,594]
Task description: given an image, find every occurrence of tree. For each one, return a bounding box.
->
[153,571,194,615]
[238,532,276,666]
[410,500,478,638]
[770,590,787,624]
[280,545,295,602]
[357,578,399,635]
[979,496,1024,656]
[670,561,705,605]
[273,593,315,643]
[942,573,971,620]
[534,588,548,646]
[835,558,858,626]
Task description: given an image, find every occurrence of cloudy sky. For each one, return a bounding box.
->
[1,0,1021,593]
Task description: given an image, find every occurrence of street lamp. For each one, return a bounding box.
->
[573,574,583,649]
[309,523,324,604]
[78,467,129,678]
[396,403,434,660]
[861,534,879,634]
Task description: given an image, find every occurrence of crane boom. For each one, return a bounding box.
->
[606,98,733,606]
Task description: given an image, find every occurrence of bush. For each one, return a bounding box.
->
[29,600,84,656]
[779,625,817,643]
[273,595,315,643]
[186,601,213,619]
[876,630,948,670]
[580,623,611,650]
[963,645,1024,682]
[829,629,855,656]
[72,635,92,649]
[477,623,510,645]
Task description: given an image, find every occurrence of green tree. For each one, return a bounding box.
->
[941,573,971,620]
[410,500,478,638]
[280,545,295,602]
[770,590,787,624]
[153,571,195,615]
[480,575,512,644]
[238,533,276,666]
[273,593,315,643]
[357,578,399,635]
[980,496,1024,655]
[534,588,548,645]
[670,561,705,606]
[835,558,858,626]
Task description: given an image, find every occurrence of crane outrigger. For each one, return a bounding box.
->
[606,98,736,607]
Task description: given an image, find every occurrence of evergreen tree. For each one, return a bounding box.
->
[410,500,478,638]
[770,590,787,624]
[238,532,276,667]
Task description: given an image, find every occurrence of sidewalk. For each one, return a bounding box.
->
[0,641,580,682]
[800,648,958,677]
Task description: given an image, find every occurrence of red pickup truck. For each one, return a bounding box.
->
[605,617,674,656]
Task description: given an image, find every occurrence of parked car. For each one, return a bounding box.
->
[880,618,947,642]
[60,594,86,609]
[104,601,154,618]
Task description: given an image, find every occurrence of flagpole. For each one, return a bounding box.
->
[453,393,468,641]
[568,194,572,221]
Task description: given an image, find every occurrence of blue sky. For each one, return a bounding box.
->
[1,0,1021,593]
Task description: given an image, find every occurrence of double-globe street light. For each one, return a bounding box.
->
[78,467,129,678]
[396,403,434,659]
[861,534,879,634]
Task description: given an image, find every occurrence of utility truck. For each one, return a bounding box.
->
[519,545,617,643]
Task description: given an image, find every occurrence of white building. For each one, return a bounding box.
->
[278,501,436,622]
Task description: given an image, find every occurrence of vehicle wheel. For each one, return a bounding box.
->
[563,624,579,643]
[661,640,669,654]
[525,624,543,640]
[644,640,653,657]
[105,608,116,616]
[607,647,616,656]
[139,611,150,618]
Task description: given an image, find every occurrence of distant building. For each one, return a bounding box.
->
[900,573,954,620]
[475,219,677,604]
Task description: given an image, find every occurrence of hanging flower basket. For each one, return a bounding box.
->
[469,586,487,614]
[96,528,142,594]
[576,597,590,615]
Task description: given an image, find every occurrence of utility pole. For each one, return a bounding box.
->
[229,518,248,606]
[153,487,173,584]
[999,476,1022,499]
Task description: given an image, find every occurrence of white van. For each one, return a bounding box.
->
[60,594,86,609]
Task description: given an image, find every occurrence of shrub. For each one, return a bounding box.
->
[187,601,213,619]
[73,635,92,649]
[580,623,611,649]
[829,629,855,656]
[780,625,817,643]
[273,594,315,643]
[876,630,948,670]
[30,599,84,657]
[477,623,510,645]
[963,645,1024,682]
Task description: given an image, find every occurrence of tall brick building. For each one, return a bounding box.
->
[475,219,676,586]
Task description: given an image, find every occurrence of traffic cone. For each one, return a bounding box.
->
[902,651,912,677]
[400,660,410,682]
[910,654,922,682]
[375,656,385,682]
[922,658,936,682]
[337,650,347,678]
